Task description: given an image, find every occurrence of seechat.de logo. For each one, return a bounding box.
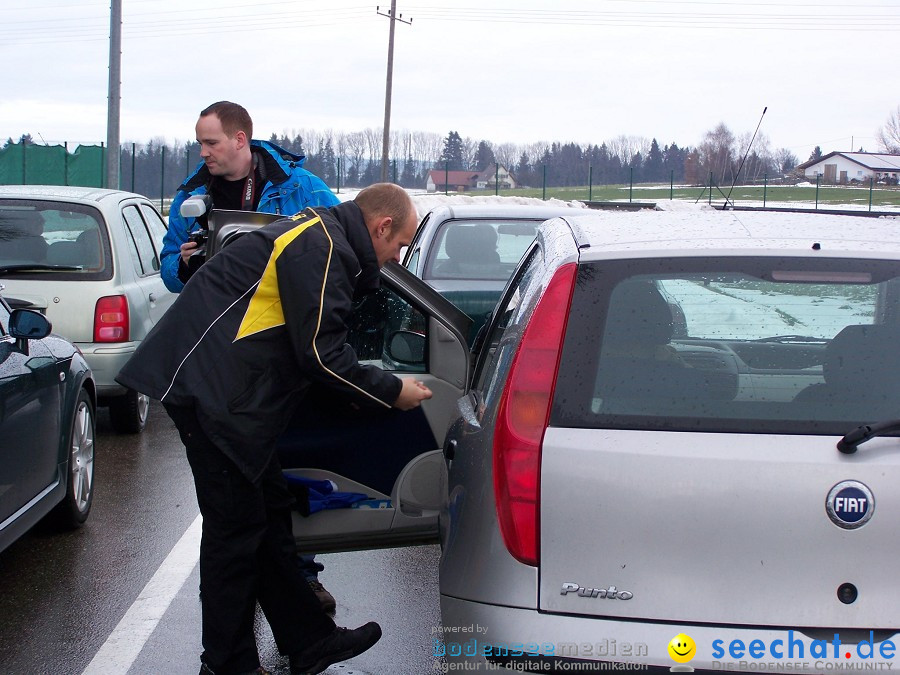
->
[826,480,874,530]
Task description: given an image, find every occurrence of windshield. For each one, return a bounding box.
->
[425,219,538,281]
[553,256,900,435]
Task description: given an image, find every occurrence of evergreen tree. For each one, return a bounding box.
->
[401,154,418,188]
[808,146,823,162]
[644,139,664,182]
[473,140,496,171]
[439,131,465,171]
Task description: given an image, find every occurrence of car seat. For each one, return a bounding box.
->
[596,281,737,411]
[0,210,48,263]
[793,324,900,419]
[435,224,501,278]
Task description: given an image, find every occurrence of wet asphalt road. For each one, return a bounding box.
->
[0,401,442,675]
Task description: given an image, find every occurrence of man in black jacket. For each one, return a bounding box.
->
[117,183,429,675]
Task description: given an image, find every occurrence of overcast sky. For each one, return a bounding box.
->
[2,0,898,161]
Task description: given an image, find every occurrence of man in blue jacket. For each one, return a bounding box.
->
[161,101,340,293]
[160,101,339,610]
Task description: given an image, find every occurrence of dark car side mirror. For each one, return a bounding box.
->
[9,308,51,340]
[8,308,51,354]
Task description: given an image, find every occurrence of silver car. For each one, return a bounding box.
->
[403,202,584,344]
[212,205,900,673]
[0,186,176,433]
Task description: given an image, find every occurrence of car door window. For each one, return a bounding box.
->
[122,205,160,275]
[473,246,543,409]
[139,203,168,255]
[347,285,427,373]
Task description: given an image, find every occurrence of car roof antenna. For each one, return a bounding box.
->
[721,106,767,211]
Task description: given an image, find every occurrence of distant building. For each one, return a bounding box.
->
[798,152,900,184]
[426,164,516,192]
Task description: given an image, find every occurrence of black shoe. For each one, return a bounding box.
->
[307,578,336,613]
[290,622,382,674]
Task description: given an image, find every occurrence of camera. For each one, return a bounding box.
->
[180,194,212,273]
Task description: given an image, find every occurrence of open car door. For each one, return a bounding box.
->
[205,208,472,552]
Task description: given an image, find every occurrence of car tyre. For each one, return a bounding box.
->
[50,389,95,528]
[109,388,149,434]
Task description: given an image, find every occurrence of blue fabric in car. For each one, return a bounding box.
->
[276,387,437,497]
[282,474,368,515]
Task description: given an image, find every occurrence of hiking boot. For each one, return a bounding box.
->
[307,578,336,613]
[290,621,382,674]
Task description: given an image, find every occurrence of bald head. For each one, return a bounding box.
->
[355,183,418,266]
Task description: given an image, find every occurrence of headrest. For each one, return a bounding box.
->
[603,281,674,347]
[444,224,498,261]
[4,210,44,237]
[824,324,900,391]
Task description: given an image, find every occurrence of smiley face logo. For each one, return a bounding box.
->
[668,633,696,663]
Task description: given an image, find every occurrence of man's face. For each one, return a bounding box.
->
[372,211,418,267]
[195,114,247,180]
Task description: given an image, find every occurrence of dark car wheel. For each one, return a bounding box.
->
[109,388,149,434]
[50,389,95,527]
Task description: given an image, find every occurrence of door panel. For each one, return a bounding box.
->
[282,263,471,552]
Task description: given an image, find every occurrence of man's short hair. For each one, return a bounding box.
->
[199,101,253,140]
[355,183,414,236]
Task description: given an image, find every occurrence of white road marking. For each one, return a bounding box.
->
[81,514,202,675]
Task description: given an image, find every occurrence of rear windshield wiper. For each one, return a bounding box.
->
[751,334,828,344]
[838,420,900,454]
[0,264,83,275]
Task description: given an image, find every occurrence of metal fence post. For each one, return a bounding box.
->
[763,174,767,207]
[670,170,674,200]
[444,161,449,195]
[131,143,136,192]
[629,167,633,202]
[100,142,106,188]
[495,163,499,196]
[869,178,874,212]
[542,165,547,201]
[708,171,713,205]
[22,141,26,185]
[815,174,820,210]
[64,142,69,186]
[589,165,593,201]
[160,146,166,210]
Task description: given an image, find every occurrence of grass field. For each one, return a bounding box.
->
[461,183,900,210]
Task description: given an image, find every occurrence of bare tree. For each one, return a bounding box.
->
[607,135,651,167]
[877,105,900,154]
[494,142,520,172]
[698,123,736,186]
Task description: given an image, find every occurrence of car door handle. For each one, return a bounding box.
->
[149,292,157,303]
[443,438,457,461]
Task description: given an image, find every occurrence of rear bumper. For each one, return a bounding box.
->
[439,595,899,674]
[76,342,138,397]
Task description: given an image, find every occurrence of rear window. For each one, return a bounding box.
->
[552,257,900,436]
[426,219,538,281]
[0,200,111,280]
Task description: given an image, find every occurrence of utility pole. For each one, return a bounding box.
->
[377,3,411,183]
[106,0,122,189]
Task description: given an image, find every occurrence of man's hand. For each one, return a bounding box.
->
[393,377,433,410]
[180,240,199,264]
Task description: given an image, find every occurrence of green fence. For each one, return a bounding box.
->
[0,142,105,187]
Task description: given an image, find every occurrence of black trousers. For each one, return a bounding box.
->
[165,404,334,674]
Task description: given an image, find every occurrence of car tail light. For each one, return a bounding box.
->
[493,263,576,566]
[93,295,129,342]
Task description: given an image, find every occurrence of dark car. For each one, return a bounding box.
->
[0,284,96,553]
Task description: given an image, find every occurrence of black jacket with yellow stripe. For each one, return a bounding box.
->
[116,200,402,483]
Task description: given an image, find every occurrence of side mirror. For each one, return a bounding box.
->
[386,330,426,365]
[180,194,211,218]
[9,308,51,340]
